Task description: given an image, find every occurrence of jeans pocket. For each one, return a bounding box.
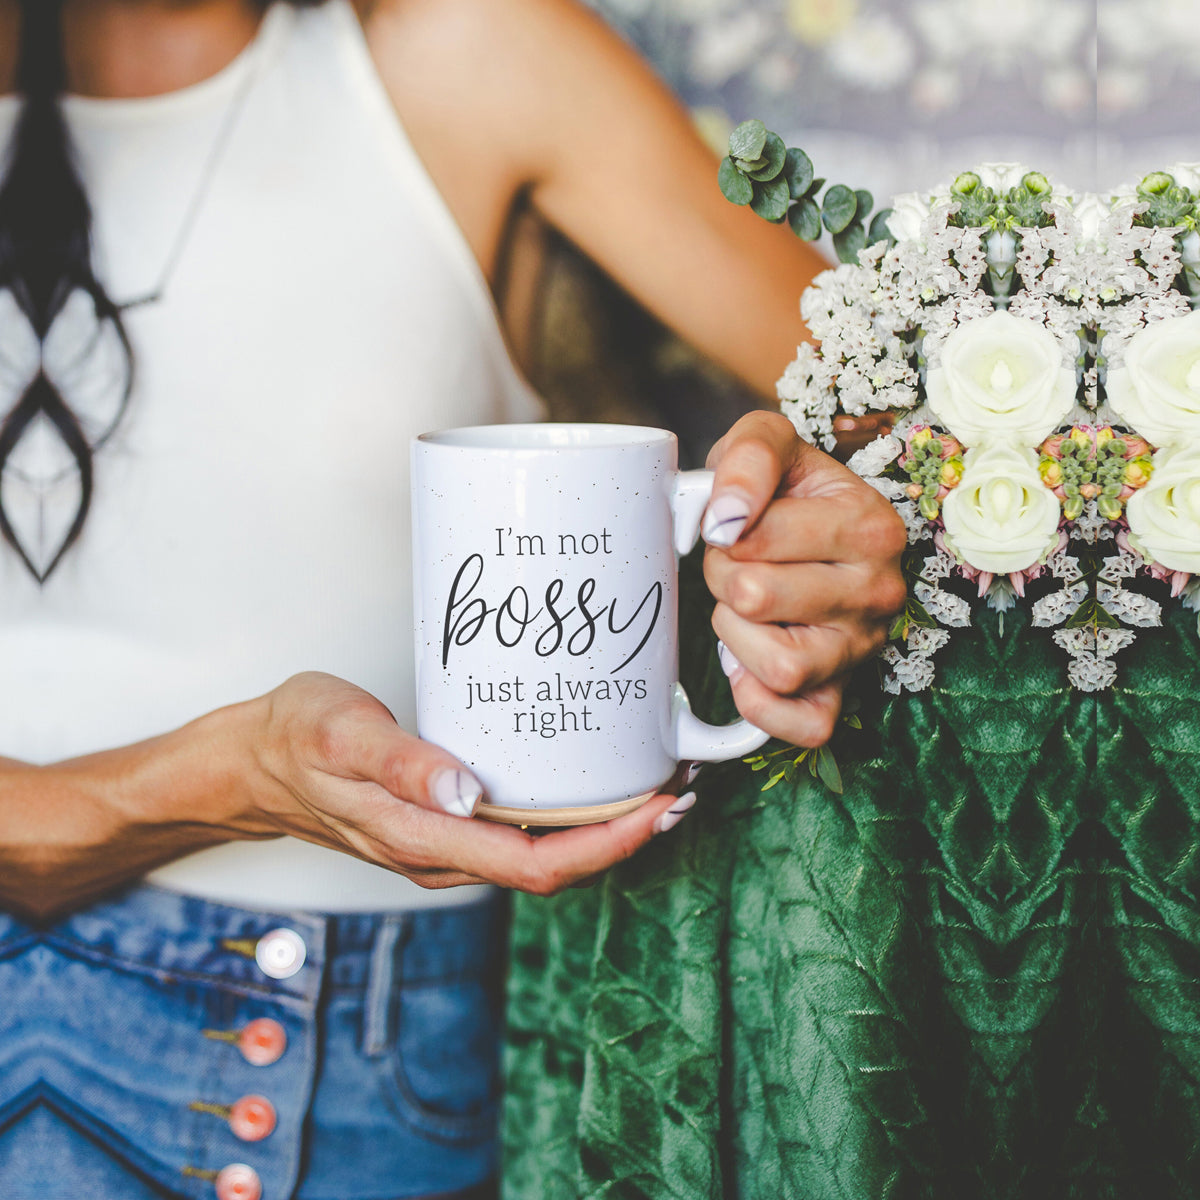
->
[381,976,501,1145]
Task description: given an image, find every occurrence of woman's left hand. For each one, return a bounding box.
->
[701,411,907,748]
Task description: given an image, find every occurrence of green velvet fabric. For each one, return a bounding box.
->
[501,558,1200,1199]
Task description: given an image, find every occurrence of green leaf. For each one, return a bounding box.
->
[762,769,787,791]
[845,714,863,730]
[788,196,822,240]
[748,132,787,182]
[729,118,768,163]
[783,147,814,199]
[718,157,753,206]
[868,208,895,244]
[821,184,858,234]
[889,593,936,640]
[855,189,874,218]
[735,154,769,174]
[1064,599,1121,631]
[815,745,843,794]
[806,177,826,198]
[833,221,867,263]
[750,176,790,222]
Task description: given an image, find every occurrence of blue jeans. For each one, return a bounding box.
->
[0,885,504,1199]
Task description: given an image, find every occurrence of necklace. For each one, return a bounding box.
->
[117,13,271,312]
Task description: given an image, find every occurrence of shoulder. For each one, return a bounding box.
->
[352,0,617,72]
[351,0,666,184]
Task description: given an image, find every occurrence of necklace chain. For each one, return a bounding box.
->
[118,22,268,312]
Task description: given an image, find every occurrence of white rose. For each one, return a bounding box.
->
[1125,445,1200,574]
[1168,162,1200,191]
[886,192,931,243]
[942,444,1062,574]
[1106,310,1200,448]
[926,311,1077,446]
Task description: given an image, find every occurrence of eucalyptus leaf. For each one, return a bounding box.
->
[748,132,787,182]
[729,118,768,163]
[788,196,822,240]
[718,157,753,206]
[815,745,844,794]
[750,176,790,222]
[833,221,867,263]
[822,184,857,234]
[783,147,814,198]
[736,155,769,174]
[869,208,895,245]
[807,177,826,198]
[855,189,874,218]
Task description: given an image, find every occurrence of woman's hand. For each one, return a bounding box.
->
[701,412,907,747]
[0,673,687,922]
[233,672,683,894]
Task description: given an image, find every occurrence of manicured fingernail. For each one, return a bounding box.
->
[431,768,482,818]
[702,492,751,547]
[716,640,743,679]
[654,792,696,834]
[684,761,702,786]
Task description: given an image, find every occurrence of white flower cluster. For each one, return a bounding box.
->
[778,163,1200,693]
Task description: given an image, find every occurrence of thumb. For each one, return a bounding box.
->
[320,705,484,819]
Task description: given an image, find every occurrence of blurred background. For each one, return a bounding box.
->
[521,0,1200,462]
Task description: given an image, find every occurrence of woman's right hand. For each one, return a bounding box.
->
[226,671,684,894]
[0,672,685,922]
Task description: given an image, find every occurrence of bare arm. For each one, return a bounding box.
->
[362,0,826,400]
[363,0,906,734]
[0,717,246,919]
[0,676,682,923]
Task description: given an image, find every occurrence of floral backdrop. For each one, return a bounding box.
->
[584,0,1198,200]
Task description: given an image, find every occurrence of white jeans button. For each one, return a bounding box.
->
[254,928,306,980]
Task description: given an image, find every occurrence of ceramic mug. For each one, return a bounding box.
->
[411,423,769,824]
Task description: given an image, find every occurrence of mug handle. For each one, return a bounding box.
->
[669,470,771,762]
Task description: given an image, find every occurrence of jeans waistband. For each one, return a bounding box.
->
[30,883,503,1007]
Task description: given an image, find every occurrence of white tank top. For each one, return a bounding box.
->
[0,1,541,911]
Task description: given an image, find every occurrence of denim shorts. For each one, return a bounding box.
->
[0,884,504,1200]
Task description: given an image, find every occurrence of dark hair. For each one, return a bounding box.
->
[0,0,132,581]
[0,0,323,582]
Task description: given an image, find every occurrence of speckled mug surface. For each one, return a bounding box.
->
[411,424,767,816]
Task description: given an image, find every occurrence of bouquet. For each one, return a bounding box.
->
[721,123,1200,695]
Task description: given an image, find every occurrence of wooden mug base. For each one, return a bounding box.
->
[476,791,655,827]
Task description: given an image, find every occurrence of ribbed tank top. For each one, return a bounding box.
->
[0,1,541,911]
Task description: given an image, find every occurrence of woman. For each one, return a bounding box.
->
[0,1,905,1197]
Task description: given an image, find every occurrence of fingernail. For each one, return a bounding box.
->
[702,492,751,547]
[716,639,743,679]
[654,792,696,834]
[430,768,482,818]
[684,761,703,786]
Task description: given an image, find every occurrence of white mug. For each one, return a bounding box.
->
[411,423,768,823]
